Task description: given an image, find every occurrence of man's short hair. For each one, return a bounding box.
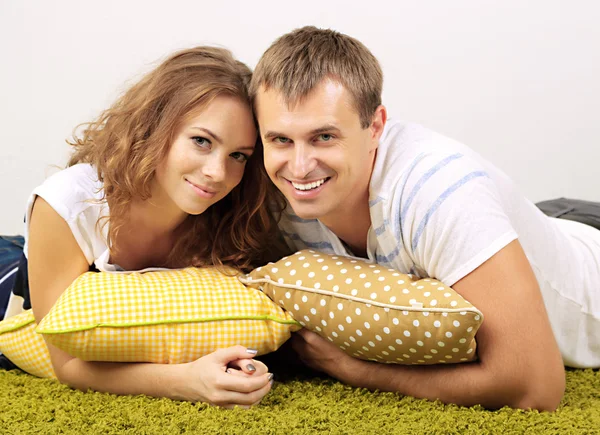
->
[250,26,383,129]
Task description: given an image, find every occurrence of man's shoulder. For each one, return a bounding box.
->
[372,120,484,200]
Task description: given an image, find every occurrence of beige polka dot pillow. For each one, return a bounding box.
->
[240,250,483,365]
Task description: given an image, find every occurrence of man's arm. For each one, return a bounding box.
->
[292,239,566,411]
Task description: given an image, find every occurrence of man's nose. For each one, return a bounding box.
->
[289,143,317,179]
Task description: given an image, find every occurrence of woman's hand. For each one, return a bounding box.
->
[179,345,274,408]
[226,355,269,376]
[28,198,274,407]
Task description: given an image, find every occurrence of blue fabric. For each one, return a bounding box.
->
[0,236,24,321]
[0,236,24,371]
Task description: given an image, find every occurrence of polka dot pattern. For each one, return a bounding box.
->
[241,250,483,365]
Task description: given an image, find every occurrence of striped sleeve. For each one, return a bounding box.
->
[277,209,337,255]
[393,152,517,286]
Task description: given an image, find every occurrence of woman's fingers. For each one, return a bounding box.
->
[219,370,273,393]
[227,358,269,376]
[184,346,274,408]
[210,345,259,364]
[217,375,274,407]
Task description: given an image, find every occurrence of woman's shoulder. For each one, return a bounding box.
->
[30,163,105,221]
[37,163,103,199]
[24,163,109,263]
[43,163,101,189]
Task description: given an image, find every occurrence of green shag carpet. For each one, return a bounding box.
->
[2,350,599,435]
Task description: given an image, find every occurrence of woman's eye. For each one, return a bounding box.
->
[318,134,332,141]
[230,152,249,162]
[193,136,211,148]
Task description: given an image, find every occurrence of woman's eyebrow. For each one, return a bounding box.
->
[190,127,222,144]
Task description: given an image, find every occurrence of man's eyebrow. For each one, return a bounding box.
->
[263,125,341,140]
[263,130,286,140]
[190,127,222,144]
[309,124,340,135]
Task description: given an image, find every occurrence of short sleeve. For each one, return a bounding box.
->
[396,152,518,286]
[23,164,108,265]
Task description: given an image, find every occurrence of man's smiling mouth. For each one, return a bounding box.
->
[290,177,329,191]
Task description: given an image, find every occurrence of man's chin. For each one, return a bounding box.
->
[279,185,332,220]
[287,203,326,221]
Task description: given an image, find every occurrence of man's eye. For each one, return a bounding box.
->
[318,134,332,141]
[275,137,290,144]
[193,136,211,147]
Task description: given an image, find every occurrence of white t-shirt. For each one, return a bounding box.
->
[23,163,144,273]
[6,164,115,318]
[278,119,600,368]
[23,164,109,268]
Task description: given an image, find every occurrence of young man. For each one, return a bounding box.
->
[250,26,600,411]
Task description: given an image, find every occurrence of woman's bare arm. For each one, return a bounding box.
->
[27,197,272,407]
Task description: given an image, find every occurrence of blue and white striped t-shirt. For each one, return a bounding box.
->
[278,118,600,368]
[278,119,517,286]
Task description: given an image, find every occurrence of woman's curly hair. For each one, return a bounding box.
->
[67,46,287,272]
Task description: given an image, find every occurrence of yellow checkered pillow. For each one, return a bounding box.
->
[0,310,55,378]
[0,267,299,376]
[37,267,300,363]
[241,250,483,365]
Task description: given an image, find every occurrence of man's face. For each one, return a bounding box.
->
[256,79,383,226]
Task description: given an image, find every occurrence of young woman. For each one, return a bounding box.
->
[1,46,286,408]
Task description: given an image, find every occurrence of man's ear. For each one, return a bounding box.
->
[369,105,387,146]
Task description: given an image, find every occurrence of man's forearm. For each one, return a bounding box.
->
[344,358,545,410]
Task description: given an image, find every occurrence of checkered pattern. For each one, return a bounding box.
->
[0,267,300,375]
[0,310,55,378]
[36,267,300,363]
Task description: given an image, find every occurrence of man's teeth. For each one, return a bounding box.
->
[291,178,326,191]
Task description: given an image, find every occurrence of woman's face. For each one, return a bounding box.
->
[153,95,257,216]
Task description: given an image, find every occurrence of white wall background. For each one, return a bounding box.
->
[1,0,599,235]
